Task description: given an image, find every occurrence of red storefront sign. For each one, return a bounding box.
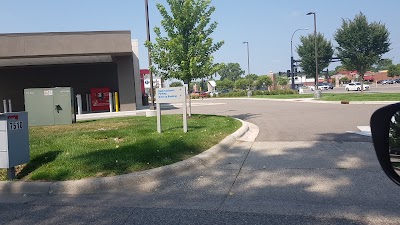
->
[91,88,110,111]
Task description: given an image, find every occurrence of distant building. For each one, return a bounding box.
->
[334,70,392,83]
[207,80,216,92]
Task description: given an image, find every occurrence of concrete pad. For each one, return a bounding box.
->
[35,167,238,211]
[243,141,380,170]
[204,141,252,170]
[223,169,400,214]
[76,111,137,121]
[145,110,157,117]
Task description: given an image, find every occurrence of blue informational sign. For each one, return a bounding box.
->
[155,87,188,133]
[156,87,185,103]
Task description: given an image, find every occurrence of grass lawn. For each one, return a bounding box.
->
[320,93,400,101]
[252,94,314,99]
[252,93,400,101]
[0,114,240,181]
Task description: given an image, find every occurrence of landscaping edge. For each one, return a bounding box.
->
[0,118,250,195]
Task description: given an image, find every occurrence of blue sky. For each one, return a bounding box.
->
[1,1,399,76]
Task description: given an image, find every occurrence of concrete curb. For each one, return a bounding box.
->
[0,118,252,195]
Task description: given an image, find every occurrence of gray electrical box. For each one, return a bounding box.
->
[0,112,30,168]
[24,87,76,126]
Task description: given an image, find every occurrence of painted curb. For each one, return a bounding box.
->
[0,118,250,195]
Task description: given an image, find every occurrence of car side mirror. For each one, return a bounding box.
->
[371,103,400,186]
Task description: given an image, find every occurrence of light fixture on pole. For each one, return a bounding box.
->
[306,12,319,98]
[145,0,155,110]
[290,28,308,89]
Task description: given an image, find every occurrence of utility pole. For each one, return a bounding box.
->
[290,28,308,90]
[145,0,155,110]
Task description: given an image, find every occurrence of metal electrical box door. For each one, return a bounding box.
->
[0,112,30,168]
[24,87,76,126]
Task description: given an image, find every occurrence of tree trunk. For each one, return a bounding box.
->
[361,74,364,93]
[185,80,192,117]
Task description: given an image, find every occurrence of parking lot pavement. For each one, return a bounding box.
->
[2,99,400,224]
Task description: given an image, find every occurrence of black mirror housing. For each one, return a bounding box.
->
[370,102,400,186]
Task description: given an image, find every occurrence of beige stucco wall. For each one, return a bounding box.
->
[0,31,133,58]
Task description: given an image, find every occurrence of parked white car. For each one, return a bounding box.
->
[309,83,330,91]
[345,82,370,91]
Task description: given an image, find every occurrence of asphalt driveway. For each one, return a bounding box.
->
[1,98,399,225]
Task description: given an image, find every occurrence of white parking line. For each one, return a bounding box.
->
[170,102,226,107]
[347,126,371,137]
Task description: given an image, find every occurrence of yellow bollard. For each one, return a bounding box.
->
[115,92,119,112]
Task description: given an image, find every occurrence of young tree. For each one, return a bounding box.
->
[335,12,390,91]
[146,0,224,85]
[218,63,244,81]
[297,33,334,78]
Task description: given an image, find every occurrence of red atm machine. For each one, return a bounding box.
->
[90,88,110,111]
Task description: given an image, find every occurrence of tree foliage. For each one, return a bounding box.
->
[388,64,400,77]
[297,33,334,78]
[145,0,224,84]
[170,81,183,87]
[335,65,346,73]
[335,13,390,79]
[218,63,244,81]
[235,78,251,90]
[371,58,393,72]
[339,77,350,84]
[216,79,234,91]
[255,75,272,90]
[277,76,288,86]
[245,74,258,81]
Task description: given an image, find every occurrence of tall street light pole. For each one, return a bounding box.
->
[243,41,250,92]
[306,12,319,98]
[290,28,308,89]
[145,0,155,110]
[243,42,250,76]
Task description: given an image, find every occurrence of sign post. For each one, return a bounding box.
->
[156,87,187,133]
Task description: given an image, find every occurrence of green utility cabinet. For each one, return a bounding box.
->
[24,87,76,126]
